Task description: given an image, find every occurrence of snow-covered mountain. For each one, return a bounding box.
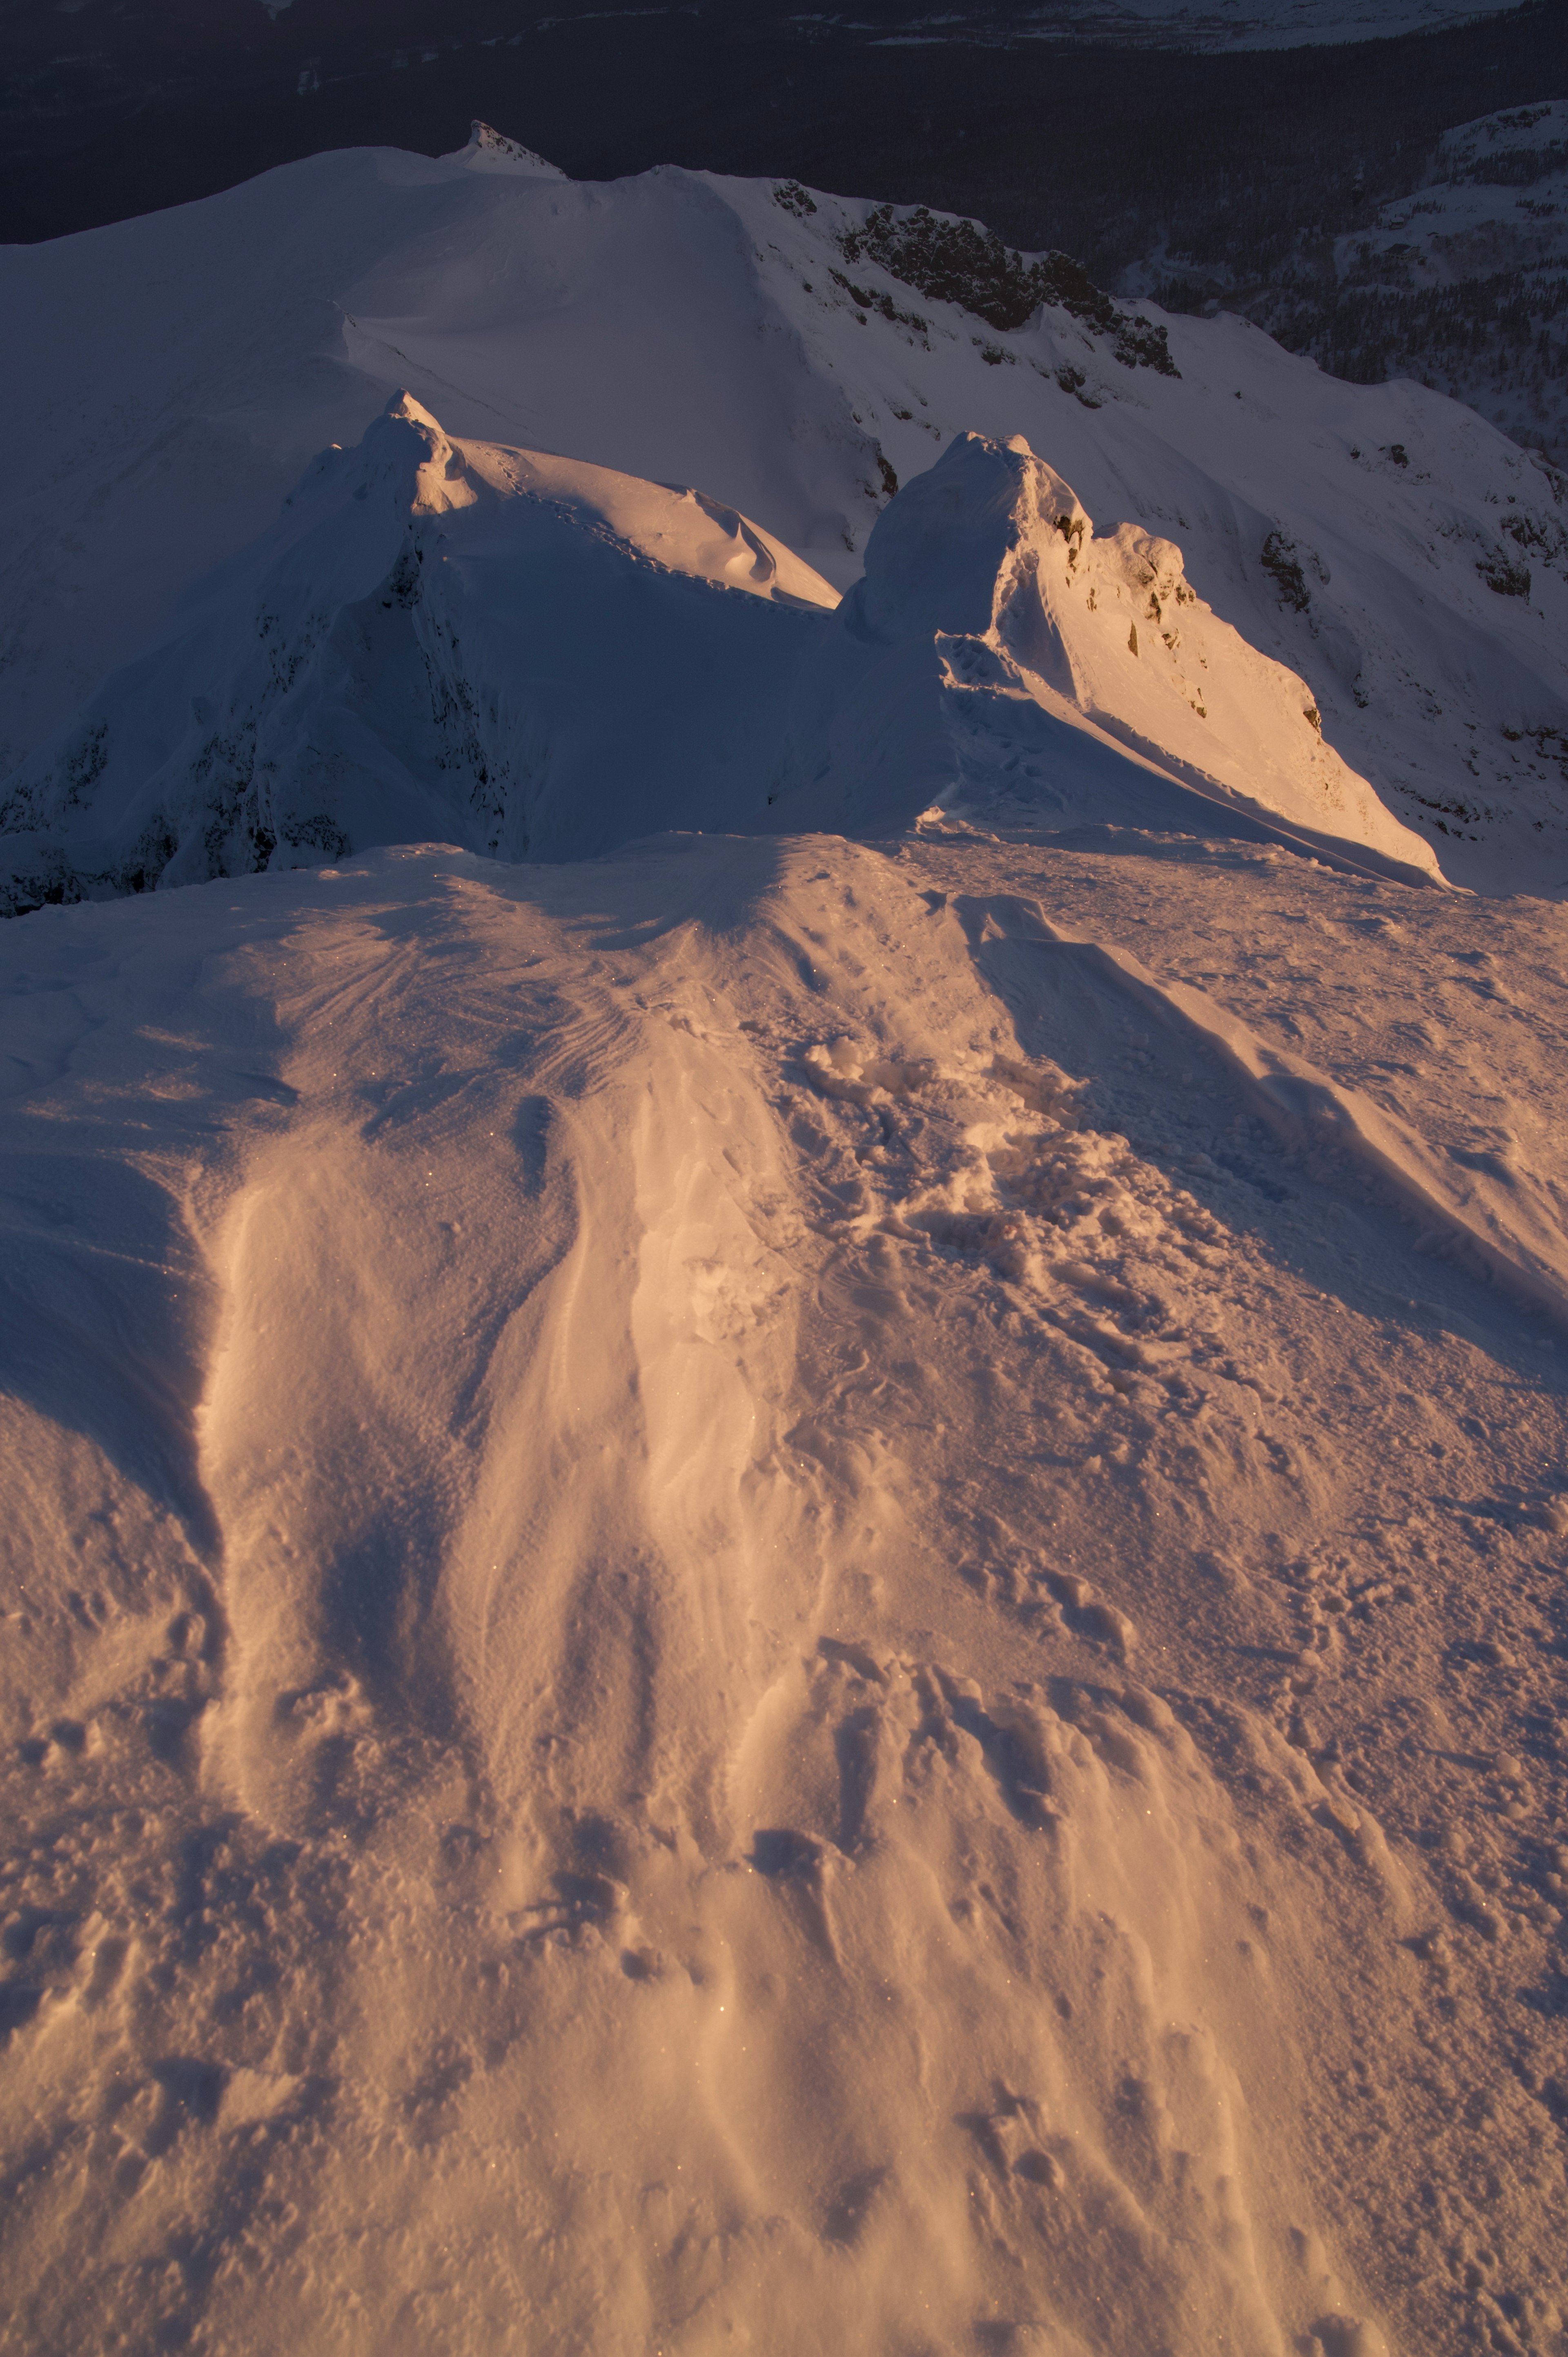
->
[2,129,1565,894]
[1337,101,1568,461]
[0,390,1440,904]
[1133,100,1568,470]
[4,130,1568,2357]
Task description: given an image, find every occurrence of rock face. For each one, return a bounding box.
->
[0,409,1439,910]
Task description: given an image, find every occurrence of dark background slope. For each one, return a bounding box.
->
[0,0,1558,261]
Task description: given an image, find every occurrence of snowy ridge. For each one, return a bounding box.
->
[0,395,841,895]
[771,430,1439,882]
[1,144,1565,887]
[0,404,1440,906]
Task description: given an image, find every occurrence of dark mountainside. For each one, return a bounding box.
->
[2,0,1561,251]
[1,0,1563,446]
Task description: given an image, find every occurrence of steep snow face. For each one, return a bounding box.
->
[778,433,1439,882]
[0,408,1440,904]
[1,144,1564,886]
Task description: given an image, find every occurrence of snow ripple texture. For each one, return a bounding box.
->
[3,832,1567,2355]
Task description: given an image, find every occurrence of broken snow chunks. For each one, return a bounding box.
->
[1318,1792,1363,1842]
[802,1038,937,1105]
[989,1052,1082,1122]
[1120,1683,1178,1738]
[1084,1602,1136,1660]
[1301,2306,1391,2357]
[1076,1708,1145,1778]
[802,1040,875,1105]
[984,1695,1061,1807]
[1332,2326,1391,2357]
[864,1053,939,1097]
[1118,1688,1193,1763]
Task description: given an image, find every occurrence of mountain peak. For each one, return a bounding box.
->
[372,391,481,517]
[451,120,567,179]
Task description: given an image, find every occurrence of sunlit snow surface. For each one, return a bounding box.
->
[5,827,1568,2353]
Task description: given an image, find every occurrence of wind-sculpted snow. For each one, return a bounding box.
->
[0,406,1439,906]
[1,138,1564,886]
[4,832,1568,2353]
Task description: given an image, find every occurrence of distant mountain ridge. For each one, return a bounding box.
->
[1131,100,1568,465]
[1,140,1563,898]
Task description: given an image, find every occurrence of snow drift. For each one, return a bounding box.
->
[5,829,1568,2356]
[0,404,1437,904]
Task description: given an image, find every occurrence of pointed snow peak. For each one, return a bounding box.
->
[453,120,568,178]
[827,430,1438,879]
[361,391,479,517]
[851,431,1085,644]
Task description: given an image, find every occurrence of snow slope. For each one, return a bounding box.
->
[1,136,1565,887]
[0,398,1440,904]
[3,827,1567,2355]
